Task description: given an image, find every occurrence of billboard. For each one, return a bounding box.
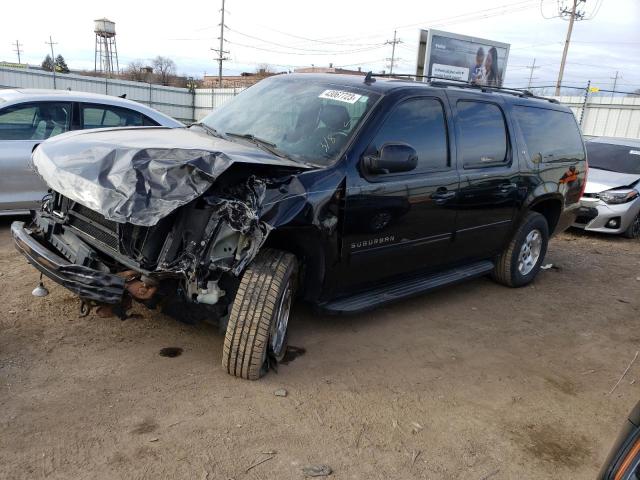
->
[416,29,510,87]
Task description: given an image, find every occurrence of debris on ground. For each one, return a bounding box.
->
[245,453,276,473]
[410,422,424,434]
[541,264,561,271]
[274,388,288,397]
[608,350,639,395]
[302,465,332,477]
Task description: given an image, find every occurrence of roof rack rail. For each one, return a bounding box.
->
[372,73,559,104]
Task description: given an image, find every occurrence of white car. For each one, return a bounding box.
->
[573,137,640,238]
[0,89,183,215]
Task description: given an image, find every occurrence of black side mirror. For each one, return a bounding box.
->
[363,143,418,174]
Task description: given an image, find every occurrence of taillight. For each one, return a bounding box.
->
[614,437,640,480]
[579,157,589,199]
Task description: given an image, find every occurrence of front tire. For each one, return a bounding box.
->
[623,213,640,239]
[222,249,297,380]
[492,212,549,287]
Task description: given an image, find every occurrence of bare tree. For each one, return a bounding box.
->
[124,60,152,82]
[255,63,274,76]
[152,56,176,86]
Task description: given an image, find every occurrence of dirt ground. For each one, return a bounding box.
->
[0,217,639,480]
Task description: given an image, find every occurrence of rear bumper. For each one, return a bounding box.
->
[11,221,125,303]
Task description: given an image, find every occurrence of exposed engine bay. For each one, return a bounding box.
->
[24,126,321,319]
[32,173,294,319]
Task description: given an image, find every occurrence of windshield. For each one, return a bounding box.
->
[586,141,640,174]
[201,76,380,166]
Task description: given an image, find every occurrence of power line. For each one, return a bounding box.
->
[227,27,386,53]
[225,39,386,56]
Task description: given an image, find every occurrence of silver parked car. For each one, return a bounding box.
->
[573,137,640,238]
[0,89,183,215]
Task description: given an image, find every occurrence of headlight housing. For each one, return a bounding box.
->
[599,189,639,204]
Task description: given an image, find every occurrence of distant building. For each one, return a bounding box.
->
[201,69,283,88]
[293,65,365,76]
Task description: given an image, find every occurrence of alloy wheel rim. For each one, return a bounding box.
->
[518,229,542,275]
[269,281,292,357]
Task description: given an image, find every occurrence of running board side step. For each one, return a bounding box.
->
[319,260,494,314]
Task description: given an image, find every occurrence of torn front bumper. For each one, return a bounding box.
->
[11,221,125,303]
[572,196,640,234]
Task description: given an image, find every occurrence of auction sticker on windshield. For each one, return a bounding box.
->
[319,89,362,104]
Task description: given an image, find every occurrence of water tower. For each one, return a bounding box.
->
[94,18,119,76]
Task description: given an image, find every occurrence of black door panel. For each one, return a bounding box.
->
[341,95,459,290]
[447,95,520,261]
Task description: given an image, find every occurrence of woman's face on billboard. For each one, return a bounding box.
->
[485,53,493,69]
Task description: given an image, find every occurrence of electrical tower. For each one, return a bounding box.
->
[555,0,586,95]
[94,18,120,77]
[13,40,23,64]
[211,0,230,88]
[385,30,402,74]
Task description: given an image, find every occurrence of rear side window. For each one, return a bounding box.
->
[81,104,156,129]
[457,101,508,168]
[513,106,585,163]
[370,97,449,173]
[0,102,71,140]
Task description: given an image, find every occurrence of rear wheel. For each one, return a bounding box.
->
[492,212,549,287]
[623,213,640,239]
[222,249,297,380]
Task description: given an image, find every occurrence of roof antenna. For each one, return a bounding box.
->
[118,93,127,99]
[364,71,375,84]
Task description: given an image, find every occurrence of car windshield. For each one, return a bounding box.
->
[586,141,640,174]
[201,76,380,166]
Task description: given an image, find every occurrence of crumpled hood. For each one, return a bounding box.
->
[32,126,309,227]
[585,168,640,194]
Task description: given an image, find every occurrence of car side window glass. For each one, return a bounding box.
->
[142,115,159,126]
[0,102,71,140]
[370,97,449,173]
[513,106,585,163]
[82,105,144,129]
[457,101,508,168]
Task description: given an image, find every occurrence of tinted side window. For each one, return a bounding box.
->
[513,106,585,163]
[370,97,448,173]
[0,102,71,140]
[82,104,145,129]
[457,101,508,168]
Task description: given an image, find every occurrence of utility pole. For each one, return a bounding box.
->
[610,71,619,98]
[13,40,23,64]
[555,0,585,96]
[525,58,540,89]
[46,35,58,89]
[211,0,229,88]
[385,30,402,75]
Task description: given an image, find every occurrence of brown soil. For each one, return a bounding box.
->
[1,217,639,479]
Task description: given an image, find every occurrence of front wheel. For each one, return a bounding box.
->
[222,249,297,380]
[623,213,640,239]
[492,212,549,287]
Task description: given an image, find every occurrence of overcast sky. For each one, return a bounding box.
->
[1,0,639,93]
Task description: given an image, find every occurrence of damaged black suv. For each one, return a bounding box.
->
[12,73,587,379]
